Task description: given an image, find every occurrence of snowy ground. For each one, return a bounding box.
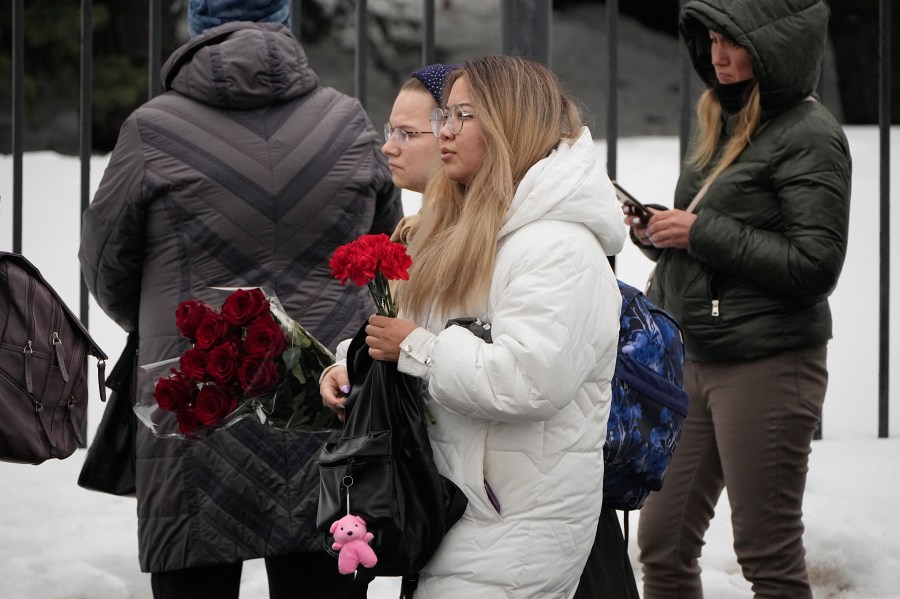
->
[1,126,899,598]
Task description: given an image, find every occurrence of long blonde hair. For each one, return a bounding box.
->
[396,55,582,320]
[687,82,762,185]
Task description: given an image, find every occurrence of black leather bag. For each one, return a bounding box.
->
[316,322,467,582]
[0,252,107,464]
[78,332,138,496]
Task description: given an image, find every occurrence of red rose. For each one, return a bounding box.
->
[175,408,200,436]
[243,315,287,358]
[237,357,280,395]
[194,384,235,426]
[179,347,209,381]
[175,299,214,341]
[195,312,230,349]
[207,341,240,384]
[221,288,270,326]
[154,369,195,412]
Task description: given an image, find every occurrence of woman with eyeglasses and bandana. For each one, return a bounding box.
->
[382,64,459,245]
[322,55,626,598]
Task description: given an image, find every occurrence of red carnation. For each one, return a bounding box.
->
[221,288,270,326]
[175,299,215,341]
[330,236,383,286]
[207,341,240,384]
[243,315,287,358]
[329,234,412,317]
[378,242,413,280]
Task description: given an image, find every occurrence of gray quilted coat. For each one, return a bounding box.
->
[79,22,402,572]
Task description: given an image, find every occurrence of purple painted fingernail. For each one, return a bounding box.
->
[340,385,351,394]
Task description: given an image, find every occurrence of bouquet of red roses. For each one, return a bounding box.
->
[329,233,412,317]
[136,287,339,438]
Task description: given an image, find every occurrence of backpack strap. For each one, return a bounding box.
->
[685,181,711,214]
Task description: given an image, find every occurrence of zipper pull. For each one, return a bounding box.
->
[23,340,34,393]
[52,332,70,382]
[711,299,720,317]
[68,395,85,446]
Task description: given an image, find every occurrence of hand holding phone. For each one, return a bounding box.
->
[612,180,652,224]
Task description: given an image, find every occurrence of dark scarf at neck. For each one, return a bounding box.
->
[714,79,756,113]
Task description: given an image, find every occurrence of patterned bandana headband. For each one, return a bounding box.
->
[411,63,462,106]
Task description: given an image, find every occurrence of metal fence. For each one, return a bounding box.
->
[6,0,893,438]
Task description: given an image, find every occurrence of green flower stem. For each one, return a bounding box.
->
[368,271,397,317]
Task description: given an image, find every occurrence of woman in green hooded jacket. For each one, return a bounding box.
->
[626,1,851,597]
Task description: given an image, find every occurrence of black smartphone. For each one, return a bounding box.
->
[612,180,652,223]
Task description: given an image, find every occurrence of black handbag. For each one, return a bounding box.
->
[77,332,138,496]
[0,252,107,464]
[316,322,468,586]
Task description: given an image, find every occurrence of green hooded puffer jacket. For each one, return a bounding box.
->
[642,0,851,362]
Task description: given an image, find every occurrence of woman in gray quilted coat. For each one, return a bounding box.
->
[78,1,402,597]
[627,1,851,598]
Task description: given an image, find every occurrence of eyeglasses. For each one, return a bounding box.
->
[430,105,476,137]
[383,123,430,148]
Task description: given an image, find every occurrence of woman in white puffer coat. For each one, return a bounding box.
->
[322,55,625,598]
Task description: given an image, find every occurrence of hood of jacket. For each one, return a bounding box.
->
[679,0,829,118]
[499,126,625,256]
[161,21,317,109]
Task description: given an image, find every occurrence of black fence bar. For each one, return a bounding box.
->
[149,0,162,99]
[879,0,891,439]
[422,0,436,66]
[79,0,93,327]
[679,0,692,161]
[355,0,368,108]
[291,0,302,42]
[500,0,551,65]
[11,0,24,254]
[605,0,619,181]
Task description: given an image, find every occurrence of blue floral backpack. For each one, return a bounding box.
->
[604,280,690,512]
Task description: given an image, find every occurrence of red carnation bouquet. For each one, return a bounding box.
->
[135,287,339,438]
[329,233,412,317]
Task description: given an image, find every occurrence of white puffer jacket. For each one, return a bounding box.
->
[398,127,625,598]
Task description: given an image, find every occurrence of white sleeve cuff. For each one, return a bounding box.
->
[318,359,347,385]
[318,337,353,385]
[397,327,437,379]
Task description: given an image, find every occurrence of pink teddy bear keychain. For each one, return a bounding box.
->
[330,513,378,575]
